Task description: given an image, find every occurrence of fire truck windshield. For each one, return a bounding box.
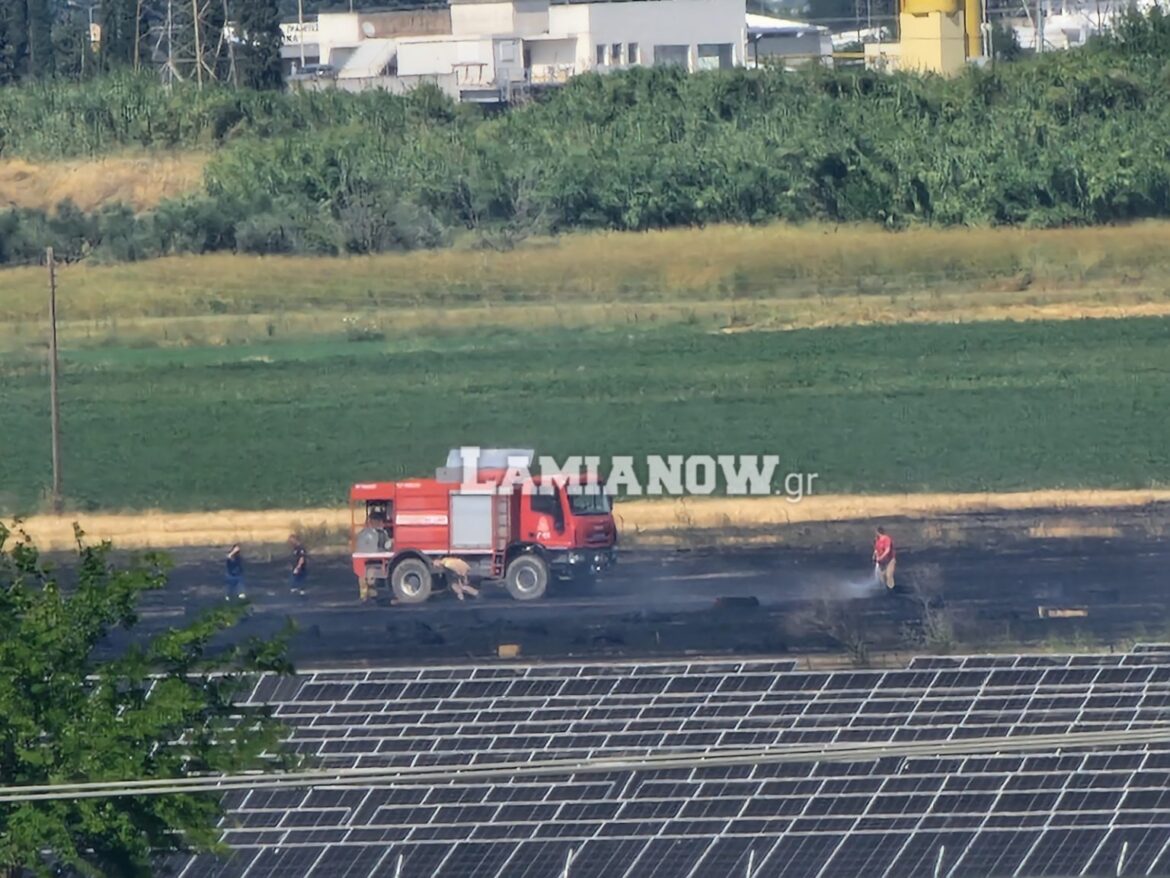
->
[568,490,610,515]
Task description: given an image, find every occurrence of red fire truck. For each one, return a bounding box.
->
[349,449,618,604]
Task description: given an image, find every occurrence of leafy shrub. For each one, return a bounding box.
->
[335,187,447,254]
[236,198,342,255]
[4,12,1170,265]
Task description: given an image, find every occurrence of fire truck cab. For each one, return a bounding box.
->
[350,449,618,604]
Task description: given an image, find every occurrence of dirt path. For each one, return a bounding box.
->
[13,490,1170,552]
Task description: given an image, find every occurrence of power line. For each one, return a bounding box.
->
[1,726,1167,804]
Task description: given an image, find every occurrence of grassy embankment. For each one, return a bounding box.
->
[2,221,1170,353]
[0,153,206,213]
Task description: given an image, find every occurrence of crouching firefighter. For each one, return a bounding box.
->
[434,557,480,601]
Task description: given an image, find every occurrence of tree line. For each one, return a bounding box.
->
[0,0,283,88]
[0,523,298,877]
[1,6,1169,265]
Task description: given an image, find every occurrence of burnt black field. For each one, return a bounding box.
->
[87,528,1170,668]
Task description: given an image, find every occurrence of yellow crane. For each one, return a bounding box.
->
[860,0,986,75]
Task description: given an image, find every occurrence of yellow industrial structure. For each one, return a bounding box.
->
[863,0,985,75]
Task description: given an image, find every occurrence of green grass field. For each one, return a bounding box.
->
[5,222,1170,326]
[3,316,1170,513]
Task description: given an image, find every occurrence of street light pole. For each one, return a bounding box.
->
[46,247,63,515]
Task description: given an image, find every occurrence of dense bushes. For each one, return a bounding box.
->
[3,9,1170,265]
[0,76,470,157]
[0,190,448,263]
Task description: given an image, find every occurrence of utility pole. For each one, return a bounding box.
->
[46,248,63,515]
[165,0,174,87]
[298,0,306,68]
[222,0,238,86]
[192,0,204,86]
[134,0,143,70]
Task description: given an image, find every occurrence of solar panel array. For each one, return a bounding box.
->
[176,653,1170,878]
[908,649,1170,670]
[1132,643,1170,655]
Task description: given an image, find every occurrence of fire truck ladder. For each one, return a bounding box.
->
[491,494,509,579]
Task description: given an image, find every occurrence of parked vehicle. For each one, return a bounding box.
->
[350,449,617,604]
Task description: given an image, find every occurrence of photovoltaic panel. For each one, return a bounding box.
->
[910,651,1170,670]
[173,651,1170,878]
[1132,642,1170,655]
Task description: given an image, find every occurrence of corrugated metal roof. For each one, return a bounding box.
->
[746,12,828,35]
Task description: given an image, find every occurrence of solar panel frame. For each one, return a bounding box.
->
[171,650,1170,878]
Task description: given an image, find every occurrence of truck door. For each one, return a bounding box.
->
[524,485,571,548]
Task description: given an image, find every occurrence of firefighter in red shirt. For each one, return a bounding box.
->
[873,526,896,590]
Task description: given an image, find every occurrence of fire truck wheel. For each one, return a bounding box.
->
[505,555,549,601]
[391,558,434,604]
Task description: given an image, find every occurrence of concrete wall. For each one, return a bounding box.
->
[451,1,517,36]
[362,9,452,37]
[398,36,495,79]
[513,0,553,37]
[292,73,459,99]
[528,37,576,82]
[557,0,746,73]
[400,74,461,98]
[316,13,362,55]
[396,35,529,89]
[312,11,451,64]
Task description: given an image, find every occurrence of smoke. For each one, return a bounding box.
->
[830,575,884,601]
[792,569,884,602]
[604,560,886,612]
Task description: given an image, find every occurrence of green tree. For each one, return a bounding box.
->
[990,21,1023,61]
[98,0,148,70]
[26,0,54,77]
[50,13,94,81]
[0,0,30,83]
[0,522,298,877]
[234,0,284,90]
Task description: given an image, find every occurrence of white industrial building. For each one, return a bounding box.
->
[284,0,755,100]
[746,12,833,68]
[1003,0,1160,51]
[840,0,1157,71]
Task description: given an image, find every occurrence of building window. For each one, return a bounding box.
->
[596,44,606,65]
[627,42,639,64]
[652,44,689,68]
[697,43,734,70]
[611,43,622,64]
